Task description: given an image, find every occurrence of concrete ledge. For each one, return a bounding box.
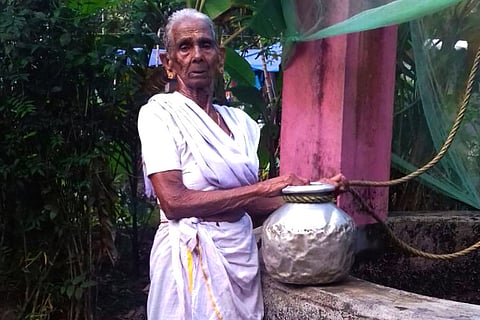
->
[353,211,480,304]
[262,273,480,319]
[262,212,480,319]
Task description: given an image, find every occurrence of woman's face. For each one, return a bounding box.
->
[165,18,224,93]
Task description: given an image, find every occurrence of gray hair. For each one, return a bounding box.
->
[164,8,217,52]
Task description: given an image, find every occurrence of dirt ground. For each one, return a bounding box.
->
[97,227,155,320]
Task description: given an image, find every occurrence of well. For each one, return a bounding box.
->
[262,211,480,319]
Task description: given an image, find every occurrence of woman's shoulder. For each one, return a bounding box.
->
[146,92,173,106]
[140,93,175,112]
[138,93,176,123]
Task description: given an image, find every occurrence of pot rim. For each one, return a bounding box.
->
[282,183,335,194]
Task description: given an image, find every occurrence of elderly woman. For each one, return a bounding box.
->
[138,8,347,320]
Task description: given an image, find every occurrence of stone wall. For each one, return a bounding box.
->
[352,211,480,304]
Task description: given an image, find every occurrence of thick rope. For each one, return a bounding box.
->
[349,188,480,260]
[350,42,480,188]
[347,44,480,259]
[280,45,480,260]
[283,193,335,203]
[285,190,480,260]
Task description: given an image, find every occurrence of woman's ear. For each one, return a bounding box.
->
[160,52,174,79]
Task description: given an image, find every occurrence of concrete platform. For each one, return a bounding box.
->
[262,273,480,319]
[262,211,480,319]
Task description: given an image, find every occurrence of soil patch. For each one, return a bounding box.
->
[96,227,156,320]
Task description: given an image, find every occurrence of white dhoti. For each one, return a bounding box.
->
[138,92,263,319]
[147,215,263,320]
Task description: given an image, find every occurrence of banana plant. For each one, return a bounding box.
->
[182,0,285,177]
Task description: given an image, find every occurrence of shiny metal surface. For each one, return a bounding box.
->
[282,183,335,194]
[262,202,356,284]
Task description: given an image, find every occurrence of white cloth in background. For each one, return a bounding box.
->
[137,92,263,320]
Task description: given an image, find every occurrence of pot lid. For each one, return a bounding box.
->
[282,182,335,194]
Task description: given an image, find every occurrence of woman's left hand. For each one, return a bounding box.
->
[316,173,349,193]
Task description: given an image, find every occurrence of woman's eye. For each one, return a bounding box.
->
[179,44,189,51]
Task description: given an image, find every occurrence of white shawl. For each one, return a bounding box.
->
[145,92,263,320]
[148,91,260,188]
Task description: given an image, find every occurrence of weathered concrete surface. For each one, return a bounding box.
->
[280,3,397,226]
[262,211,480,319]
[262,273,480,320]
[352,211,480,305]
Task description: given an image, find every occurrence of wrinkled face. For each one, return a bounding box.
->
[164,18,225,92]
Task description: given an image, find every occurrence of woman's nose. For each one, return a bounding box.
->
[192,45,203,60]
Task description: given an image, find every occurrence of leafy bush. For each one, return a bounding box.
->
[0,0,157,318]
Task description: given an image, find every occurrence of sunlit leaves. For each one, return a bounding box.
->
[249,0,285,38]
[224,46,255,86]
[202,0,231,20]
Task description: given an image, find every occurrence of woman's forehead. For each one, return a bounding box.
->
[172,18,213,39]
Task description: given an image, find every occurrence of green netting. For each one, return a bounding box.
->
[395,10,480,208]
[281,0,463,42]
[275,0,480,208]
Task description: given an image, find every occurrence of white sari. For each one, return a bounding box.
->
[138,92,263,320]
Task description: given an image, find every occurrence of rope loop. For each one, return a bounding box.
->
[283,193,335,204]
[349,188,480,260]
[346,43,480,260]
[349,41,480,188]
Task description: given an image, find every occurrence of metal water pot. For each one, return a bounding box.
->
[261,183,356,285]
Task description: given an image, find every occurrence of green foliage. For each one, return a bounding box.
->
[249,0,285,38]
[194,0,284,177]
[0,0,284,317]
[390,1,480,210]
[61,273,97,300]
[202,0,232,19]
[3,1,475,319]
[224,47,256,86]
[0,0,159,318]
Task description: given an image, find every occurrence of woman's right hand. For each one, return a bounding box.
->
[257,173,310,197]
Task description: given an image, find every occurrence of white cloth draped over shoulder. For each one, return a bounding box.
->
[148,91,260,189]
[138,92,263,320]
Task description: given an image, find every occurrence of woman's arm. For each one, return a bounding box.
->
[242,173,349,217]
[243,196,285,217]
[149,170,309,220]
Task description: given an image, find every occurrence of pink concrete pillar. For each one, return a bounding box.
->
[280,21,397,225]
